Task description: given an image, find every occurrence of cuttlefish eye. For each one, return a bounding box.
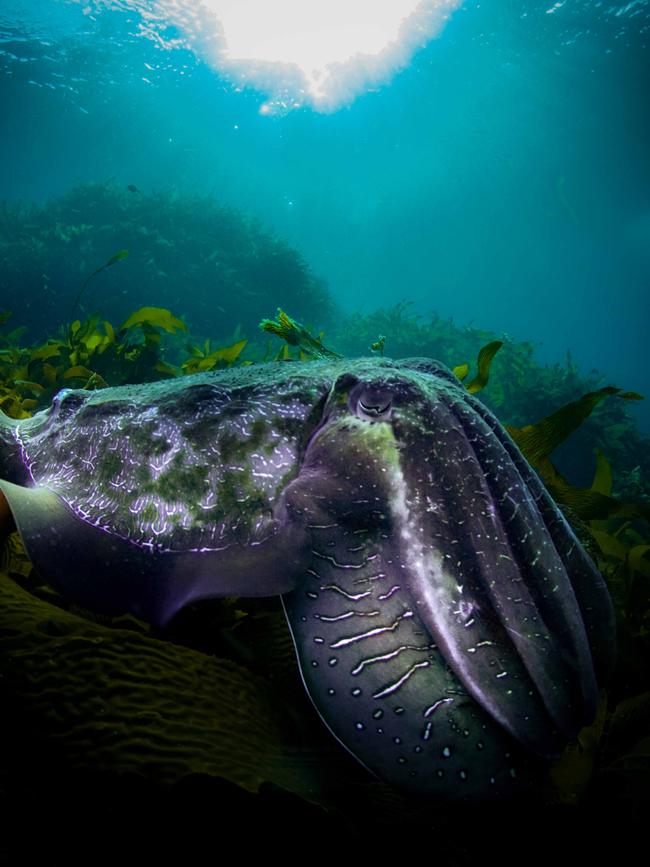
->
[351,385,393,421]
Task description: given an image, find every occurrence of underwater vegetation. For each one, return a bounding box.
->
[260,308,340,360]
[0,304,254,420]
[0,181,335,343]
[0,299,648,839]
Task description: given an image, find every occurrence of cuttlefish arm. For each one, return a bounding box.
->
[280,369,613,776]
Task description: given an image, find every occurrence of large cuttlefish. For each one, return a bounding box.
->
[0,358,614,799]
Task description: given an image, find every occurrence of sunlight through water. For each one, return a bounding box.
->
[78,0,463,113]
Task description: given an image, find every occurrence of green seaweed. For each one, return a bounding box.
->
[259,308,340,359]
[68,249,129,339]
[506,388,649,522]
[0,181,336,345]
[464,340,503,393]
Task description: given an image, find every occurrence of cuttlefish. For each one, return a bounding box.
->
[0,358,615,799]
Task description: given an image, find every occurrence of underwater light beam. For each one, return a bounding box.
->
[81,1,464,113]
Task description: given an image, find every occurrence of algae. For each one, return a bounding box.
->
[260,308,340,359]
[0,181,336,342]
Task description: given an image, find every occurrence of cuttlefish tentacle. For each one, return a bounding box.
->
[389,387,601,754]
[434,393,597,727]
[282,518,539,799]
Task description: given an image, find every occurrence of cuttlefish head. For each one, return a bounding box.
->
[279,361,614,797]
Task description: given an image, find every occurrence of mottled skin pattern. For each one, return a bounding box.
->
[11,370,324,551]
[0,358,615,800]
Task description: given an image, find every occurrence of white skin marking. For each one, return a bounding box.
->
[314,610,380,622]
[377,585,400,601]
[320,584,373,601]
[351,644,435,675]
[423,697,454,717]
[372,661,431,699]
[329,610,414,649]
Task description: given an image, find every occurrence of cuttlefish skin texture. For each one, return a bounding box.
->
[0,358,615,800]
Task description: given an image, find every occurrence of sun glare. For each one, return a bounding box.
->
[83,0,463,113]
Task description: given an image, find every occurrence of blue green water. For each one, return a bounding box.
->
[0,0,648,428]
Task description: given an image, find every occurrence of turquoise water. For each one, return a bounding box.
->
[0,0,648,429]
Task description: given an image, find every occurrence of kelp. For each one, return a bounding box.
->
[0,181,336,345]
[0,305,246,417]
[120,305,186,334]
[453,340,503,394]
[547,693,609,805]
[68,248,129,336]
[499,385,650,790]
[506,387,649,522]
[506,386,637,466]
[259,308,340,360]
[181,337,248,374]
[0,538,340,803]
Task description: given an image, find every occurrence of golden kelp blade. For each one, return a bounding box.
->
[453,363,469,381]
[466,340,503,394]
[180,338,248,374]
[507,389,648,522]
[591,449,613,496]
[506,386,642,466]
[452,341,502,392]
[120,307,187,335]
[260,308,340,359]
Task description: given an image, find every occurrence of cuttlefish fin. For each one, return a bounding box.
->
[0,480,302,628]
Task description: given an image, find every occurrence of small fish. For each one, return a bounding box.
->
[127,184,139,194]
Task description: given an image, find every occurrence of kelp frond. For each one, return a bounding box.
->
[68,249,129,340]
[453,340,503,393]
[506,386,648,522]
[505,386,638,466]
[0,305,257,419]
[181,338,248,374]
[120,305,186,335]
[259,308,340,360]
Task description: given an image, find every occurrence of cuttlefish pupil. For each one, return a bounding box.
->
[358,399,391,418]
[353,384,394,421]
